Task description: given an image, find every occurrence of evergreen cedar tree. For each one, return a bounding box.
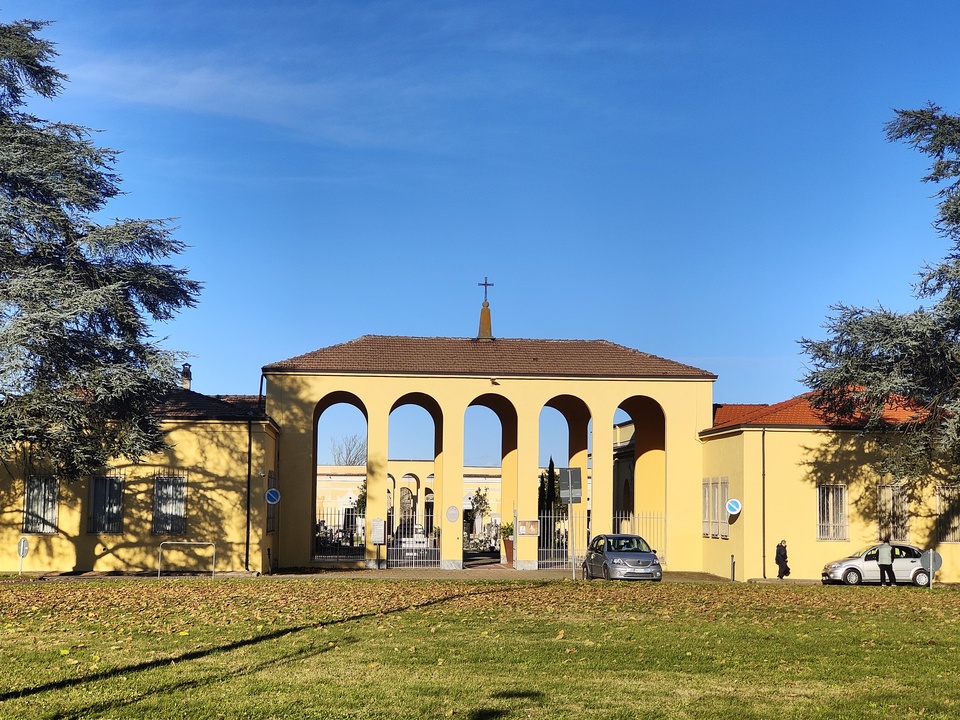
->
[0,20,201,481]
[802,103,960,488]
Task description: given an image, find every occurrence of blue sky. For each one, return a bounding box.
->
[7,1,960,461]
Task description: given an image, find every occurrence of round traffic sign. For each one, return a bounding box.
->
[264,487,281,505]
[726,498,742,516]
[920,549,943,573]
[17,537,28,559]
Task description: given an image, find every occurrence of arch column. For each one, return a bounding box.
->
[590,407,615,536]
[364,398,390,568]
[515,404,541,570]
[438,403,465,569]
[499,411,518,564]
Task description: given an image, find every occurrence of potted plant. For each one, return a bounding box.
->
[500,522,514,562]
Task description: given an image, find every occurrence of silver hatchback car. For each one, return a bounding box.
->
[821,542,931,586]
[582,533,662,581]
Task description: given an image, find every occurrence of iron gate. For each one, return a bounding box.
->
[386,508,440,569]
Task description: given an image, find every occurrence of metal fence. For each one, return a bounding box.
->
[537,510,588,569]
[312,506,663,570]
[313,507,443,568]
[613,512,666,559]
[535,511,665,571]
[386,511,440,569]
[313,507,365,562]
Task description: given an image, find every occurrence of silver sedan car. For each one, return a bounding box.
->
[821,542,931,586]
[582,533,662,581]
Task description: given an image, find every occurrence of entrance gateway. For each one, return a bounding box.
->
[261,283,715,571]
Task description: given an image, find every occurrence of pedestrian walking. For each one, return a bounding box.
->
[775,539,790,579]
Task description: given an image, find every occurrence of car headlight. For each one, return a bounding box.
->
[611,558,627,566]
[826,563,841,571]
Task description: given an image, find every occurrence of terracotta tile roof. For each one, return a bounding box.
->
[262,335,716,379]
[704,393,921,435]
[159,390,265,421]
[712,403,769,427]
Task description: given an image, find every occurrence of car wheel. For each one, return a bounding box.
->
[913,569,931,587]
[602,564,611,581]
[582,562,592,580]
[842,568,862,585]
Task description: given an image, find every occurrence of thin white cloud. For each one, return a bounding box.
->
[53,5,708,154]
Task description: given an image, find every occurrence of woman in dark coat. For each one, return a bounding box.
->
[775,539,789,579]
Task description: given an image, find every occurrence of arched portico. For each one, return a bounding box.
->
[263,330,715,572]
[610,396,667,553]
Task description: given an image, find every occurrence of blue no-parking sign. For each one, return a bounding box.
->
[264,487,281,505]
[726,498,742,516]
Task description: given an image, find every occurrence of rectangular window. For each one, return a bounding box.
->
[818,484,848,540]
[154,473,187,535]
[877,484,909,541]
[719,478,730,539]
[710,480,720,537]
[702,477,730,539]
[89,475,123,534]
[937,485,960,543]
[702,480,710,536]
[266,470,278,534]
[23,475,59,534]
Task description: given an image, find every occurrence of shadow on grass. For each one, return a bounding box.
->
[0,583,531,716]
[465,689,548,719]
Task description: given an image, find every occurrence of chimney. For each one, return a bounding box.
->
[180,363,192,390]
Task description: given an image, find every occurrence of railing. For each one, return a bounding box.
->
[313,508,365,562]
[386,511,440,569]
[613,512,666,558]
[538,511,588,570]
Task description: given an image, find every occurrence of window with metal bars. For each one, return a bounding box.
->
[817,484,848,540]
[89,475,123,534]
[937,485,960,543]
[23,475,58,534]
[153,473,187,535]
[877,484,909,541]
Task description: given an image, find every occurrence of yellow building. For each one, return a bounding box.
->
[697,395,960,583]
[2,303,958,581]
[0,386,279,575]
[262,330,714,570]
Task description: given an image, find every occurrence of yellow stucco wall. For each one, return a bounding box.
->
[702,426,960,584]
[0,418,278,575]
[265,370,714,571]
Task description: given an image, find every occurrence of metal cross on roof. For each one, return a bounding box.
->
[478,276,494,302]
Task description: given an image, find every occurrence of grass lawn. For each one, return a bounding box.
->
[1,576,958,719]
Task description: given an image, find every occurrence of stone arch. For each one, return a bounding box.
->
[467,393,517,458]
[543,394,592,478]
[313,390,367,427]
[312,392,369,559]
[424,476,435,536]
[466,393,518,522]
[535,395,592,567]
[390,393,443,460]
[397,485,417,537]
[388,394,441,540]
[615,396,666,519]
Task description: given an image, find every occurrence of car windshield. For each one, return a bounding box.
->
[608,537,651,553]
[847,546,876,558]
